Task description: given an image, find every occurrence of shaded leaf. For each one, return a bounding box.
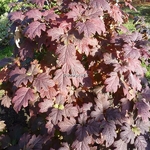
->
[39,99,54,113]
[102,121,117,147]
[58,117,76,135]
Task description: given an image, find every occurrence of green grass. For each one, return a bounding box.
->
[123,3,150,81]
[123,3,150,30]
[0,46,13,60]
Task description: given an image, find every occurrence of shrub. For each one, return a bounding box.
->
[0,0,150,149]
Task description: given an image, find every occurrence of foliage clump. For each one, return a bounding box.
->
[0,0,150,149]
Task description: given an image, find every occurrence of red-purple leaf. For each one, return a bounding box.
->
[76,18,105,37]
[8,11,25,22]
[90,0,110,11]
[30,0,46,8]
[75,37,98,56]
[54,69,71,95]
[0,95,11,108]
[43,10,59,21]
[39,99,54,113]
[58,117,76,135]
[113,139,127,150]
[56,44,76,66]
[136,99,150,122]
[135,136,147,150]
[110,5,123,24]
[24,21,46,39]
[25,9,42,21]
[104,72,120,93]
[27,60,42,76]
[102,121,117,147]
[66,3,85,21]
[26,135,47,149]
[12,87,36,112]
[10,67,33,87]
[47,27,64,41]
[47,108,65,125]
[120,123,135,144]
[72,136,91,150]
[128,72,142,91]
[59,143,70,150]
[33,73,55,92]
[40,87,57,99]
[123,44,141,59]
[64,104,78,118]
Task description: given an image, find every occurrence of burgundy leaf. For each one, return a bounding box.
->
[58,117,76,135]
[26,135,47,149]
[136,119,150,134]
[120,123,135,144]
[128,72,142,91]
[47,108,65,125]
[10,67,33,87]
[47,27,64,41]
[84,7,103,19]
[75,37,98,56]
[127,58,144,76]
[104,72,120,93]
[91,106,104,121]
[39,99,54,113]
[47,94,66,124]
[64,104,78,118]
[54,69,71,95]
[76,18,105,37]
[8,11,25,22]
[0,95,11,108]
[43,10,59,21]
[25,9,42,21]
[123,44,141,59]
[110,5,123,24]
[40,87,57,99]
[30,0,46,8]
[59,143,70,150]
[33,73,55,92]
[103,53,118,65]
[86,119,100,136]
[66,3,85,21]
[45,119,55,135]
[18,133,31,149]
[27,60,42,76]
[12,87,36,112]
[72,136,91,150]
[90,0,110,11]
[113,139,127,150]
[19,39,35,60]
[136,99,150,122]
[120,98,130,116]
[102,121,117,147]
[56,44,76,66]
[24,21,46,39]
[135,136,147,150]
